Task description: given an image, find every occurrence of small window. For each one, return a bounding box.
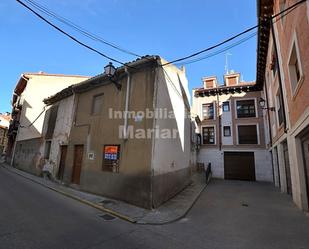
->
[44,141,52,159]
[238,125,258,144]
[236,100,256,118]
[202,127,215,144]
[271,50,278,77]
[222,101,230,112]
[288,43,302,94]
[202,103,214,120]
[223,126,231,137]
[91,94,104,115]
[276,91,284,126]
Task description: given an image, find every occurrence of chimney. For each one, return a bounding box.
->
[202,76,217,89]
[224,72,240,86]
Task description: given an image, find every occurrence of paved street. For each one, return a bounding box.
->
[1,166,309,249]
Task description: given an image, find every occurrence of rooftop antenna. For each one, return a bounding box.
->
[225,52,232,74]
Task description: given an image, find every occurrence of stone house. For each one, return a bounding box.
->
[7,72,90,173]
[42,56,192,209]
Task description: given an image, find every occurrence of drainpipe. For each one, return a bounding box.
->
[264,84,273,146]
[270,18,287,133]
[216,92,222,151]
[10,128,19,167]
[263,85,275,183]
[123,66,131,139]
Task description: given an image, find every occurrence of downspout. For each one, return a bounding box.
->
[216,92,222,151]
[270,18,287,133]
[263,82,275,183]
[10,128,19,167]
[264,83,273,146]
[123,66,131,139]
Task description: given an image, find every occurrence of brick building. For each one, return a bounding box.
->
[257,0,309,211]
[192,72,272,181]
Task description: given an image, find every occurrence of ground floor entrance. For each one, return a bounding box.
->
[224,151,255,181]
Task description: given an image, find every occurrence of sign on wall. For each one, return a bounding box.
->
[102,144,120,172]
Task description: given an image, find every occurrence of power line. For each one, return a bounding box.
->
[174,31,257,66]
[16,0,131,67]
[19,106,46,128]
[23,0,143,58]
[162,0,307,66]
[17,0,307,69]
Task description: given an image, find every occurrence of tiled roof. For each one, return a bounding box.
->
[43,55,159,105]
[256,0,274,89]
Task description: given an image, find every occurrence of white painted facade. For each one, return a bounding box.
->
[151,60,191,175]
[192,75,273,182]
[42,95,75,177]
[198,148,272,181]
[16,74,89,142]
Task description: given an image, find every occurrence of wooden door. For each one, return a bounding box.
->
[224,152,256,181]
[301,132,309,206]
[282,141,292,195]
[71,145,84,184]
[57,145,67,180]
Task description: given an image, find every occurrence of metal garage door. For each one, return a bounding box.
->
[224,152,256,181]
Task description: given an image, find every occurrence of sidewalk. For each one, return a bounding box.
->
[0,162,208,224]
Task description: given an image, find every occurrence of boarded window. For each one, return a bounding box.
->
[236,100,256,118]
[223,126,231,137]
[45,105,58,139]
[202,103,214,120]
[92,94,104,115]
[202,127,215,144]
[238,125,258,144]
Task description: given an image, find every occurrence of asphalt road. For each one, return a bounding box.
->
[1,165,309,249]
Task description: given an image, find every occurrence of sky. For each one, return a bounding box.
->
[0,0,257,113]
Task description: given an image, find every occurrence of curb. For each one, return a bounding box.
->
[1,164,136,223]
[137,175,210,225]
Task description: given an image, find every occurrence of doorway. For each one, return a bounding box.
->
[57,145,67,180]
[282,141,292,195]
[224,152,256,181]
[71,145,84,184]
[301,128,309,209]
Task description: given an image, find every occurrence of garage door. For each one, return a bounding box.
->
[224,152,255,181]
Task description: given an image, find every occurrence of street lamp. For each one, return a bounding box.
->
[104,62,121,90]
[104,62,116,77]
[259,97,275,111]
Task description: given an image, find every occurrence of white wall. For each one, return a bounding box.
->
[198,148,273,182]
[47,95,75,176]
[151,62,191,175]
[17,75,88,141]
[198,149,224,178]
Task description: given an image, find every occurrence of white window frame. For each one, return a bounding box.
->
[201,125,216,145]
[236,123,260,145]
[234,98,258,119]
[287,31,304,97]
